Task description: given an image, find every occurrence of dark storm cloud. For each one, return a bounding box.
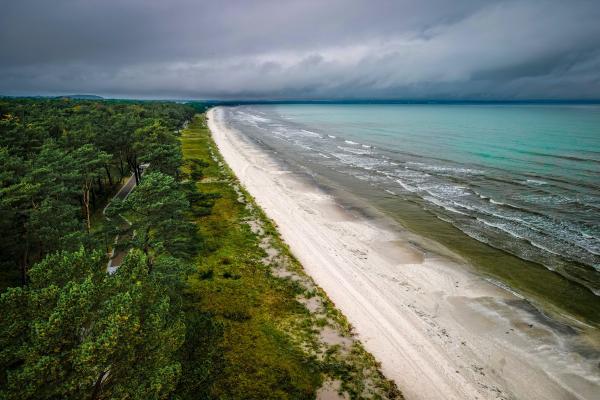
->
[1,0,599,99]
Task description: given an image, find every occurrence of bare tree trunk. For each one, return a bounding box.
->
[143,227,153,271]
[83,184,91,233]
[96,177,104,195]
[119,157,126,180]
[91,370,107,400]
[91,186,97,211]
[104,165,113,186]
[20,242,29,286]
[127,155,140,185]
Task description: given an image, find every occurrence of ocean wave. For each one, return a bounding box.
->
[332,153,387,170]
[482,278,525,299]
[452,221,600,295]
[391,168,431,184]
[525,179,548,186]
[406,161,484,175]
[465,202,600,264]
[293,141,313,151]
[475,217,526,239]
[419,189,600,261]
[395,179,417,192]
[529,240,563,258]
[336,145,371,155]
[344,140,359,145]
[513,148,600,164]
[300,129,322,138]
[436,215,453,223]
[388,174,597,260]
[236,111,271,124]
[472,192,528,212]
[424,196,468,215]
[521,173,600,192]
[420,183,470,201]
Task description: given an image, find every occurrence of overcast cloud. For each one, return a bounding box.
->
[1,0,599,99]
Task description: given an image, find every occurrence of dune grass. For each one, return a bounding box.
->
[178,114,401,399]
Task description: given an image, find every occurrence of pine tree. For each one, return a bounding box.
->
[106,172,197,268]
[71,144,111,232]
[0,248,184,400]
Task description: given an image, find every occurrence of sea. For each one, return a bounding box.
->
[219,103,600,326]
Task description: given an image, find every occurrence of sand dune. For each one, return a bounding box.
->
[208,107,599,400]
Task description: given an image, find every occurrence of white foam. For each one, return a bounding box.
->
[237,111,271,123]
[407,161,483,175]
[482,277,525,299]
[425,196,469,215]
[525,179,548,185]
[530,240,563,257]
[476,218,525,239]
[336,145,371,155]
[300,129,322,138]
[395,179,417,192]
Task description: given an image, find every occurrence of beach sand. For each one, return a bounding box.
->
[208,107,600,400]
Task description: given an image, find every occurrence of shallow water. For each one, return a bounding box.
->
[221,104,600,326]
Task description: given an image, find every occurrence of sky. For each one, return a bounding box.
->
[1,0,600,100]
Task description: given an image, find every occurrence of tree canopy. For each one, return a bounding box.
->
[0,98,200,399]
[0,98,195,286]
[0,249,185,400]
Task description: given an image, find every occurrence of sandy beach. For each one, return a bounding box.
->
[208,107,600,400]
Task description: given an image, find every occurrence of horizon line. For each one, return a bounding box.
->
[3,94,600,105]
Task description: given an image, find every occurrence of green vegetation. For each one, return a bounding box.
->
[177,115,401,399]
[0,98,196,399]
[0,98,195,288]
[0,99,400,399]
[1,249,184,399]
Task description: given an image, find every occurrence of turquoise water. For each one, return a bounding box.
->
[223,104,600,301]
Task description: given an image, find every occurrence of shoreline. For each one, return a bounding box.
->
[208,107,600,400]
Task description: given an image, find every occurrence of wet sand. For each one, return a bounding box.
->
[208,107,600,400]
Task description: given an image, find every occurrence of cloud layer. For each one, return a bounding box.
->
[1,0,599,99]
